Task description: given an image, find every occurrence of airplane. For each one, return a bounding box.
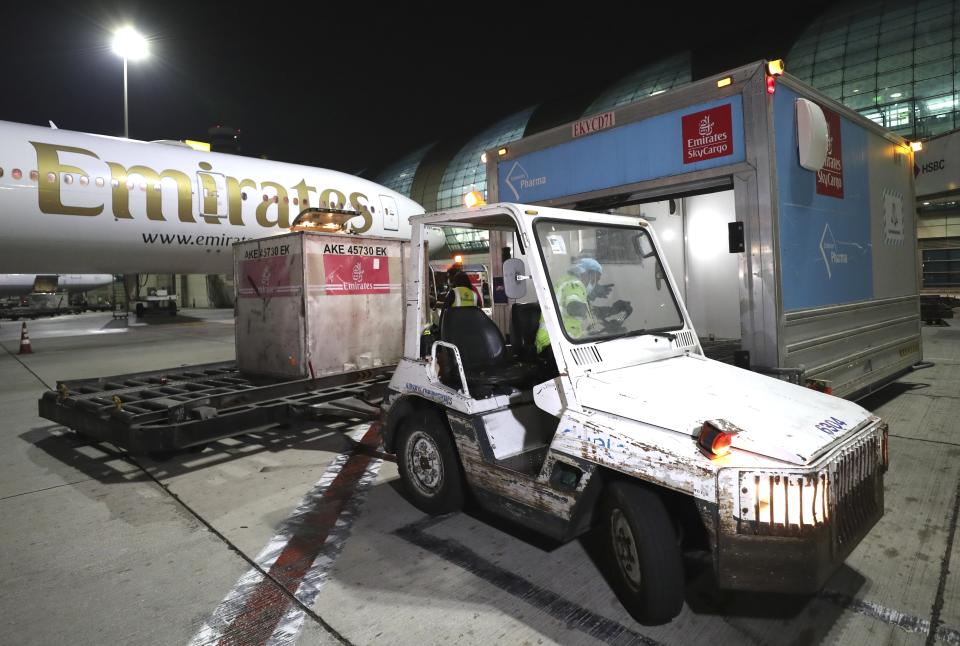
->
[0,274,113,297]
[0,120,427,274]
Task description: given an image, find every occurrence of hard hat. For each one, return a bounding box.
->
[572,257,602,276]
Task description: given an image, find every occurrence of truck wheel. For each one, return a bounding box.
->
[396,410,464,515]
[601,482,684,625]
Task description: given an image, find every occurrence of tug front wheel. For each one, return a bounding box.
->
[601,481,685,625]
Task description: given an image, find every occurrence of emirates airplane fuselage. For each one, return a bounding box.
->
[0,120,425,274]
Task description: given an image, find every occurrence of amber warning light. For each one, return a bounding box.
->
[765,59,784,95]
[698,421,736,457]
[464,190,485,208]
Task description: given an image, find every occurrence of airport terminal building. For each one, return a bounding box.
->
[374,0,960,291]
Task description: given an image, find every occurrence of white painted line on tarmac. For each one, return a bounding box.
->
[189,425,383,646]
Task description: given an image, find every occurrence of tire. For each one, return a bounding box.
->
[396,409,464,515]
[601,481,685,625]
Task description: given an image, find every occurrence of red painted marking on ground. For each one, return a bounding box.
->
[217,425,380,646]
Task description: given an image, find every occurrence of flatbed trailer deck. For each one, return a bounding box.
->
[38,362,393,454]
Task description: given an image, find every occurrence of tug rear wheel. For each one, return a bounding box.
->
[396,410,464,515]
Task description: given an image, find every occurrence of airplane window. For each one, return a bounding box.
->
[126,180,134,190]
[0,168,4,178]
[96,177,105,187]
[79,176,89,186]
[303,198,310,207]
[12,169,22,180]
[139,182,146,191]
[32,171,41,182]
[371,206,376,213]
[64,173,74,185]
[153,183,161,192]
[273,196,279,204]
[283,196,289,204]
[262,195,268,202]
[112,179,120,188]
[293,197,299,206]
[46,172,55,183]
[241,192,248,201]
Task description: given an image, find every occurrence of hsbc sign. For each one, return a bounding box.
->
[914,130,959,198]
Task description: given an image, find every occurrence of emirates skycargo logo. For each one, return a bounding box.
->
[682,104,733,164]
[816,106,844,199]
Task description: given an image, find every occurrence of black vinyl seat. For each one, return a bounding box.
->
[510,302,542,362]
[439,307,542,397]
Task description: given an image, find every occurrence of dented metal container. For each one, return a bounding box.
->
[234,232,407,378]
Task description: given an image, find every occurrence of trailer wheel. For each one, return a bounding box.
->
[396,410,464,515]
[601,482,684,625]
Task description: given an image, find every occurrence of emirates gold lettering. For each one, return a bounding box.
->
[226,177,257,226]
[108,163,195,222]
[30,142,104,216]
[292,179,315,211]
[30,141,361,232]
[348,191,373,233]
[256,181,289,228]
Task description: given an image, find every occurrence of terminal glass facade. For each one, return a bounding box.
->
[435,107,535,211]
[583,53,692,116]
[374,145,431,198]
[788,0,960,138]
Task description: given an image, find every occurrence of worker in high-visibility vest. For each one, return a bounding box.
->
[444,270,480,308]
[535,257,603,355]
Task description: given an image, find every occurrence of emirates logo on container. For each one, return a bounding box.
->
[682,104,733,164]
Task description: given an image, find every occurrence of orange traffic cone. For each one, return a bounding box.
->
[18,321,32,355]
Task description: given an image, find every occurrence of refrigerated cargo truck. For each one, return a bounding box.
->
[484,59,922,400]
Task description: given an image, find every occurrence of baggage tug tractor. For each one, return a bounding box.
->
[383,202,888,625]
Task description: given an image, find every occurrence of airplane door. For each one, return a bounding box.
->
[197,172,228,220]
[380,195,399,231]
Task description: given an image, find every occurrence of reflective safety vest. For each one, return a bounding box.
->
[534,274,593,354]
[450,286,478,307]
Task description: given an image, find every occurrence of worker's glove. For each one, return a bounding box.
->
[610,299,633,319]
[589,283,613,300]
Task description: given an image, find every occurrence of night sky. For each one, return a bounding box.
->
[6,2,836,177]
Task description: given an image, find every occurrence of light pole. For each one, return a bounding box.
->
[111,26,148,139]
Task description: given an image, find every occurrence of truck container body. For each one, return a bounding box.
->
[485,60,921,399]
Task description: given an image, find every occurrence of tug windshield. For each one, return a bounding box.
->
[534,220,684,344]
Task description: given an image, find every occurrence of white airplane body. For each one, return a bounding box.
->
[0,120,426,274]
[0,273,113,297]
